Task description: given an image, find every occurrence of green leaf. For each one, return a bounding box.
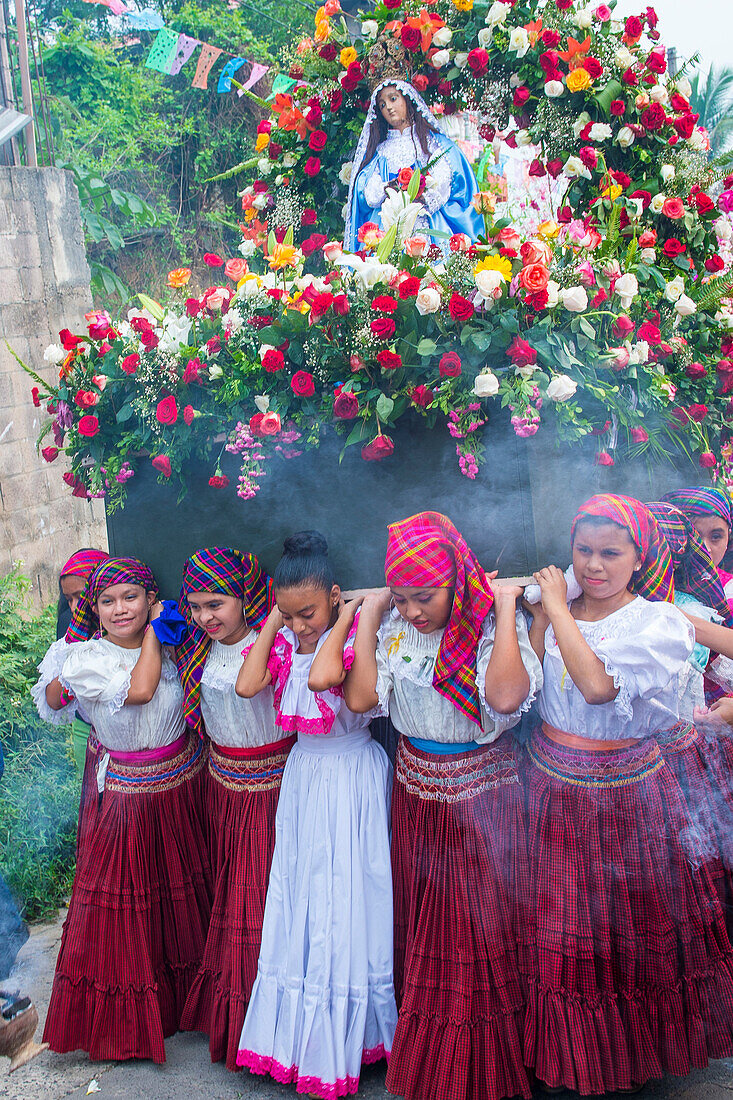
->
[116,405,133,423]
[407,168,421,202]
[578,316,596,340]
[284,224,294,247]
[469,331,493,353]
[376,394,395,420]
[137,294,165,322]
[417,338,437,356]
[376,222,398,263]
[593,79,624,116]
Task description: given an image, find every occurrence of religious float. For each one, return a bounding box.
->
[23,0,733,585]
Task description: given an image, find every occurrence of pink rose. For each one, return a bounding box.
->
[260,411,282,435]
[498,227,521,252]
[403,236,428,258]
[520,239,552,267]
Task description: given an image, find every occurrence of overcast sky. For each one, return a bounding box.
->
[613,0,732,72]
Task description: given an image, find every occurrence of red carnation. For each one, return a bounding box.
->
[674,114,697,139]
[301,208,317,226]
[662,238,686,258]
[377,349,402,371]
[120,353,140,375]
[59,328,83,351]
[330,89,343,112]
[507,336,537,368]
[183,404,195,425]
[438,351,462,378]
[579,145,598,170]
[448,292,474,322]
[156,395,178,424]
[361,434,394,461]
[595,450,614,466]
[208,474,230,488]
[630,427,649,443]
[291,370,315,397]
[621,68,639,87]
[302,233,328,257]
[371,295,398,313]
[332,294,350,316]
[31,386,41,407]
[371,317,396,340]
[77,415,99,438]
[398,276,421,299]
[204,253,224,267]
[308,130,327,152]
[687,403,708,422]
[625,14,643,37]
[152,454,172,478]
[262,349,285,372]
[319,43,337,61]
[333,390,359,418]
[641,103,667,131]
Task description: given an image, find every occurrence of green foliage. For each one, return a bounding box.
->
[689,63,733,156]
[0,569,79,921]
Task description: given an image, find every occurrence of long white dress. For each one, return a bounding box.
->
[237,623,397,1099]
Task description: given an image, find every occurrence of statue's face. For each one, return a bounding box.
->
[377,85,410,132]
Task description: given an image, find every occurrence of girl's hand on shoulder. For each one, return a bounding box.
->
[266,605,284,631]
[492,582,524,610]
[534,566,568,618]
[362,587,392,618]
[149,601,164,622]
[338,594,364,620]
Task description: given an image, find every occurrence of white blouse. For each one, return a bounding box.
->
[200,633,277,748]
[32,637,91,726]
[60,638,185,753]
[269,624,373,741]
[538,597,694,740]
[374,607,542,745]
[362,127,452,218]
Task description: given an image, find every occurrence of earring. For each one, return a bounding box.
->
[634,565,641,571]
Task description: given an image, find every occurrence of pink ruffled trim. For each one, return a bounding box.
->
[276,710,335,736]
[236,1045,387,1098]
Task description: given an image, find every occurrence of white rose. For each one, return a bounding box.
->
[454,51,469,69]
[252,193,268,210]
[650,193,666,214]
[432,26,452,46]
[282,153,296,168]
[716,309,733,330]
[560,286,589,312]
[208,364,223,380]
[628,341,649,365]
[415,286,441,315]
[516,129,532,147]
[660,164,675,183]
[239,238,257,258]
[472,371,500,398]
[572,112,591,138]
[432,49,451,68]
[258,343,276,361]
[615,46,634,68]
[238,275,263,299]
[361,19,378,38]
[224,308,243,335]
[614,272,638,308]
[547,374,578,402]
[589,123,612,142]
[474,268,505,302]
[257,157,272,175]
[575,8,592,28]
[485,0,510,25]
[43,343,65,365]
[509,73,521,88]
[627,197,644,220]
[715,216,733,241]
[688,128,707,151]
[640,247,656,263]
[544,80,565,98]
[546,280,560,308]
[675,294,697,316]
[564,155,590,179]
[516,364,536,379]
[602,259,621,279]
[664,275,685,302]
[338,162,353,186]
[254,394,270,413]
[477,27,493,47]
[650,83,668,105]
[616,126,635,148]
[508,27,530,57]
[676,76,692,98]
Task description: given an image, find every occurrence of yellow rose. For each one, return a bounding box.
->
[537,219,561,240]
[255,132,270,152]
[315,5,326,23]
[340,46,357,67]
[453,0,473,10]
[601,182,622,200]
[167,267,191,288]
[566,67,591,93]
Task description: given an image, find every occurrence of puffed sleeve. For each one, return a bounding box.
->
[61,640,132,715]
[475,609,543,732]
[31,638,76,725]
[374,612,396,717]
[592,601,694,722]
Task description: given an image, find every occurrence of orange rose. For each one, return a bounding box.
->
[566,67,591,93]
[167,267,192,288]
[314,19,330,41]
[224,257,248,282]
[537,219,561,240]
[520,239,553,267]
[518,263,550,293]
[340,46,357,67]
[255,132,270,151]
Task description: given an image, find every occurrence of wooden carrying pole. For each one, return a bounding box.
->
[13,0,36,166]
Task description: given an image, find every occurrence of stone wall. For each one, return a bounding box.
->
[0,167,106,608]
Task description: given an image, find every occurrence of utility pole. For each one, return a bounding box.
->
[13,0,37,166]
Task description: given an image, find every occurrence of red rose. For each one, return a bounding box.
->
[319,43,337,60]
[641,103,666,131]
[377,349,402,371]
[610,99,626,116]
[410,384,434,408]
[438,351,462,378]
[539,50,559,75]
[31,387,41,407]
[624,15,643,37]
[662,238,686,258]
[208,474,230,488]
[513,86,530,109]
[670,93,689,111]
[685,361,706,379]
[693,192,715,214]
[156,395,178,424]
[308,130,327,151]
[257,119,272,135]
[671,406,690,425]
[612,314,635,339]
[621,68,639,86]
[706,255,725,273]
[78,415,99,438]
[584,57,603,79]
[528,159,546,178]
[262,349,285,372]
[371,317,396,340]
[302,233,328,257]
[140,329,159,350]
[361,434,394,461]
[674,114,696,139]
[647,47,666,74]
[412,74,428,92]
[507,336,537,368]
[541,28,561,46]
[699,452,717,468]
[398,277,421,299]
[384,0,401,7]
[579,145,598,170]
[467,48,489,76]
[120,353,140,375]
[687,403,708,422]
[555,0,573,9]
[637,321,661,344]
[301,208,317,226]
[400,24,421,51]
[303,156,321,178]
[630,427,649,443]
[260,412,282,436]
[185,298,201,318]
[204,253,224,267]
[372,295,398,313]
[249,413,265,436]
[183,357,204,384]
[42,446,59,462]
[333,390,359,418]
[723,338,733,356]
[330,88,343,112]
[662,197,685,220]
[183,404,195,425]
[546,159,564,179]
[595,450,614,466]
[291,370,315,397]
[638,229,657,247]
[75,389,99,408]
[448,293,474,321]
[152,455,172,478]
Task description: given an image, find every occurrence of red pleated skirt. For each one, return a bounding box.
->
[43,733,212,1063]
[522,725,733,1095]
[180,735,295,1071]
[386,734,532,1100]
[657,723,733,936]
[76,730,100,857]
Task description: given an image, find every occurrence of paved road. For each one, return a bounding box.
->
[2,917,732,1099]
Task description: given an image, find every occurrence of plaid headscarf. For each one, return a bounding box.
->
[59,548,109,579]
[176,547,274,733]
[662,486,732,527]
[384,511,494,726]
[66,558,158,642]
[647,501,733,626]
[571,494,674,603]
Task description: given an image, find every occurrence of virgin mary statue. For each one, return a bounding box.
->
[344,42,483,252]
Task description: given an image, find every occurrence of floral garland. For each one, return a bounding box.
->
[24,0,733,507]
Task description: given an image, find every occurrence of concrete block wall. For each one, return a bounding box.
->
[0,167,106,609]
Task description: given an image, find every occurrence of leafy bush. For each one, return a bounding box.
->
[0,569,79,921]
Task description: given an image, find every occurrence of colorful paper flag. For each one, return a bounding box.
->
[217,56,246,93]
[270,73,297,97]
[191,43,223,89]
[168,33,200,75]
[243,61,269,91]
[144,27,180,73]
[126,8,164,30]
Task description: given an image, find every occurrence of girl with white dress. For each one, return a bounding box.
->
[235,532,397,1098]
[42,558,211,1064]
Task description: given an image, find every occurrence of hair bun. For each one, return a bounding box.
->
[282,531,329,558]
